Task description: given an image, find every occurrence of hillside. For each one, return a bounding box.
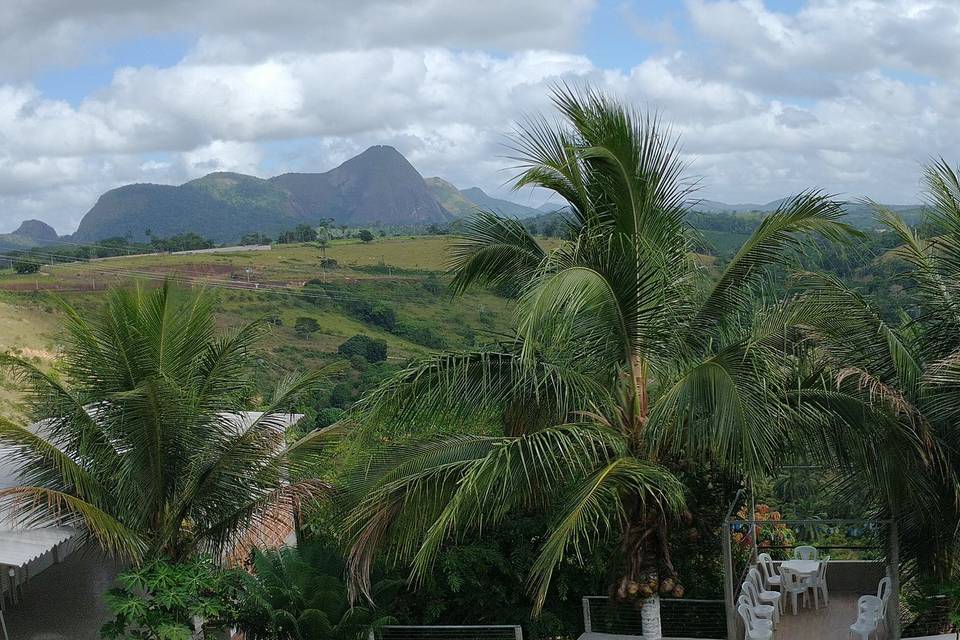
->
[425,177,477,216]
[0,219,60,252]
[272,146,451,227]
[459,187,541,218]
[0,236,514,419]
[73,146,451,243]
[425,179,541,219]
[691,197,925,228]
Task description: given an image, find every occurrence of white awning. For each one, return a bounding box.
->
[0,527,74,567]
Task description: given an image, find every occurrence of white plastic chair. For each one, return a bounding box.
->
[876,577,892,630]
[850,595,882,640]
[737,603,773,640]
[747,567,782,620]
[780,566,810,615]
[757,553,782,591]
[742,579,779,625]
[793,545,818,560]
[804,555,830,609]
[738,594,774,629]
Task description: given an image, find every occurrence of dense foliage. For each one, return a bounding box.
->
[0,283,334,561]
[236,542,397,640]
[338,334,388,363]
[341,85,856,613]
[790,160,960,582]
[101,557,244,640]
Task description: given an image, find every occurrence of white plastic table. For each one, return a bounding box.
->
[781,559,820,575]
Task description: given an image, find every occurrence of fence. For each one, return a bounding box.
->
[372,626,523,640]
[582,596,726,639]
[901,595,955,638]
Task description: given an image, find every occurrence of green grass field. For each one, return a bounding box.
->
[0,236,517,418]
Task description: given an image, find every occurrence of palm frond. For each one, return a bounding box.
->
[447,212,547,295]
[688,192,857,343]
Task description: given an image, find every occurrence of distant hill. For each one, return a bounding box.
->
[0,219,60,252]
[459,187,541,219]
[272,146,451,228]
[691,197,925,229]
[424,177,477,217]
[425,179,543,219]
[73,146,452,243]
[11,220,58,244]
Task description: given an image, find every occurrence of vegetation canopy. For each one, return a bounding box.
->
[0,281,335,562]
[342,84,860,613]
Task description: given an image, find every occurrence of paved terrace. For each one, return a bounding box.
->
[4,548,123,640]
[776,592,888,640]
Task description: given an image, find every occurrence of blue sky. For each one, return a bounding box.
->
[0,0,957,233]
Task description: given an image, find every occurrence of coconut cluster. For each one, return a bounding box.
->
[617,572,685,605]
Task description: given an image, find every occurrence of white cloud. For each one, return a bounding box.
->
[0,0,596,79]
[2,1,960,233]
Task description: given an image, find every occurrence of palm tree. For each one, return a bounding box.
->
[238,542,398,640]
[792,159,960,582]
[0,282,334,562]
[343,85,855,617]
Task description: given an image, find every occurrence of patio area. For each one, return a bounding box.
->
[776,592,890,640]
[722,504,900,639]
[3,547,123,639]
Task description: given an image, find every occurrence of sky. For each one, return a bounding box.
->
[2,0,959,234]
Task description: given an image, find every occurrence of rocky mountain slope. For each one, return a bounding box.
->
[73,146,452,242]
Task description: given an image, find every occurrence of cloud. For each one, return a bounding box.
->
[0,0,596,79]
[2,0,960,233]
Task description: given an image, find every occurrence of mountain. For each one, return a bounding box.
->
[272,146,450,227]
[425,179,543,219]
[0,219,61,252]
[424,177,477,217]
[459,187,541,219]
[691,198,788,213]
[73,146,452,243]
[11,220,58,244]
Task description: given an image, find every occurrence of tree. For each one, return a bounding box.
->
[241,233,273,246]
[793,159,960,583]
[0,282,333,562]
[316,226,331,259]
[151,232,215,252]
[278,225,318,244]
[294,316,320,336]
[358,229,375,243]
[343,85,854,615]
[12,257,40,274]
[338,335,388,363]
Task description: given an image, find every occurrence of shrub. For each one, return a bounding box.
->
[315,407,345,429]
[358,229,375,243]
[294,317,320,335]
[338,334,388,363]
[345,300,396,331]
[100,557,244,639]
[329,382,354,408]
[13,258,40,274]
[395,322,446,349]
[240,232,272,246]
